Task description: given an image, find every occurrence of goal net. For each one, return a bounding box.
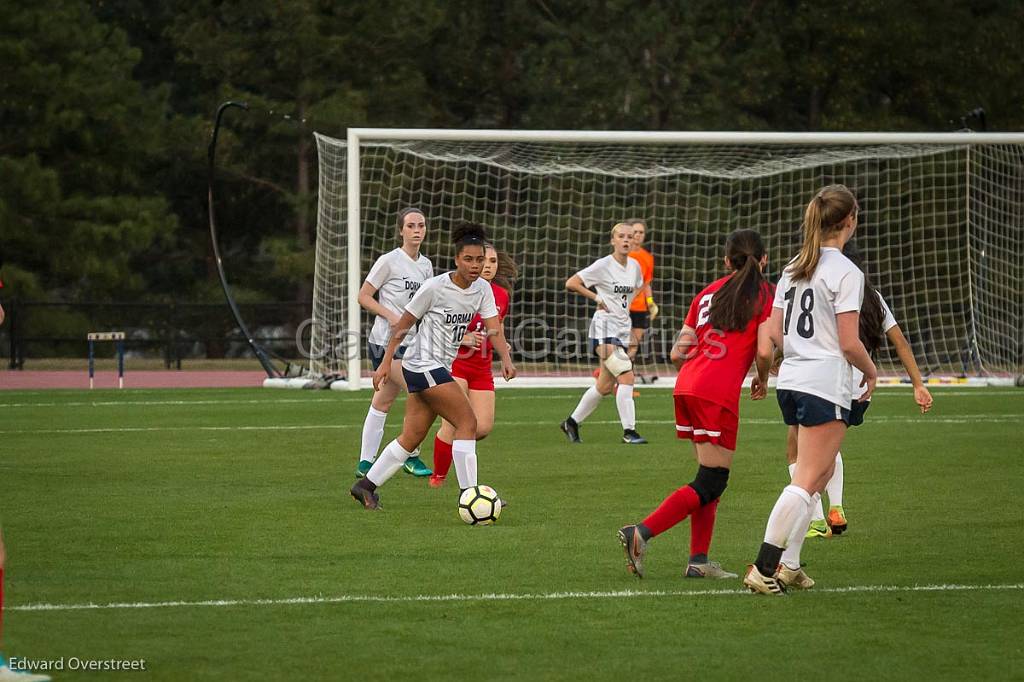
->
[310,131,1024,388]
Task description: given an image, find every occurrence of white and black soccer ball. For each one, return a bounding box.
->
[458,485,502,525]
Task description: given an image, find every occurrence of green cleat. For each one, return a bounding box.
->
[805,519,832,539]
[403,455,432,477]
[355,460,373,479]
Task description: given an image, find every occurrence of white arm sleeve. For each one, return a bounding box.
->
[772,274,789,309]
[877,292,898,331]
[833,268,865,314]
[364,254,391,289]
[478,283,498,320]
[577,259,605,289]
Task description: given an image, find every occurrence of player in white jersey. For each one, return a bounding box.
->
[788,242,934,541]
[744,184,878,595]
[560,222,647,445]
[354,208,435,479]
[350,223,517,510]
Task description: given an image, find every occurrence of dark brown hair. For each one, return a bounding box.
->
[452,221,488,255]
[708,229,769,332]
[842,242,885,356]
[787,184,858,281]
[396,207,426,240]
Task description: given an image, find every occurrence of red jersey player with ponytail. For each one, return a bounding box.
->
[618,229,775,579]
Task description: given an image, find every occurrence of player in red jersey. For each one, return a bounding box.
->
[429,242,517,488]
[618,229,775,579]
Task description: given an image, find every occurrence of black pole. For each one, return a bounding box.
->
[206,101,280,378]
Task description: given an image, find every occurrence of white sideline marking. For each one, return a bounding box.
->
[0,391,593,405]
[1,414,1020,436]
[10,583,1023,613]
[1,389,1020,409]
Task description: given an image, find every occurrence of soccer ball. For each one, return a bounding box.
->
[458,485,502,525]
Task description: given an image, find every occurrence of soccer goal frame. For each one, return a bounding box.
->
[306,129,1024,391]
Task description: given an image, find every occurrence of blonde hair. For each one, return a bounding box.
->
[610,222,633,239]
[787,184,858,281]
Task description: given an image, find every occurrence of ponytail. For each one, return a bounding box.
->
[708,229,768,331]
[787,184,857,281]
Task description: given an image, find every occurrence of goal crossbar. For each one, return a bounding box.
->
[349,129,1024,145]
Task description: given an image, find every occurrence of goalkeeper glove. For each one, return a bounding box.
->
[647,297,659,321]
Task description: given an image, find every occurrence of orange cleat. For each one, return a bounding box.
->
[827,505,848,535]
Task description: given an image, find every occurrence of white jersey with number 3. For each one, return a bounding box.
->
[577,255,644,346]
[850,292,898,401]
[401,273,498,373]
[364,248,434,347]
[774,247,864,406]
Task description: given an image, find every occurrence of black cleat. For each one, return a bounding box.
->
[560,417,582,443]
[622,429,647,444]
[350,480,382,510]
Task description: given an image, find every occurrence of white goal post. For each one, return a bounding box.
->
[308,129,1024,390]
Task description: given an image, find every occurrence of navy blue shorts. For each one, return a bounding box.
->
[848,399,871,427]
[590,337,629,357]
[777,389,851,427]
[367,342,407,371]
[402,366,455,393]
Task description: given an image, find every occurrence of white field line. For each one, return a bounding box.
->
[9,582,1023,613]
[0,389,1020,409]
[0,394,589,409]
[1,415,1021,436]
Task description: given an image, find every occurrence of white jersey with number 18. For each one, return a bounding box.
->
[401,273,498,373]
[774,247,865,407]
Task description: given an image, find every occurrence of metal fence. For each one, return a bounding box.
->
[1,300,311,369]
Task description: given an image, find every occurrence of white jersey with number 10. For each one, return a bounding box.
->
[774,247,865,407]
[401,273,498,373]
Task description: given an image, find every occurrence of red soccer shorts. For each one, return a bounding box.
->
[451,360,495,391]
[674,394,739,451]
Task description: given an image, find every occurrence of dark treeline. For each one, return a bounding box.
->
[2,0,1021,309]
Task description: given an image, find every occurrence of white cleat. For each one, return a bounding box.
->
[743,564,786,595]
[777,564,815,589]
[685,560,738,579]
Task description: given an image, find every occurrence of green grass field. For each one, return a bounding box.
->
[1,386,1022,680]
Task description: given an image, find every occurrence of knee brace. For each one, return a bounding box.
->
[690,465,730,505]
[602,348,633,377]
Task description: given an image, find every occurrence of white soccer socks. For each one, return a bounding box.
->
[452,439,478,489]
[570,386,603,424]
[360,406,389,463]
[781,492,818,569]
[366,439,411,486]
[763,485,814,548]
[825,452,845,507]
[615,384,636,431]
